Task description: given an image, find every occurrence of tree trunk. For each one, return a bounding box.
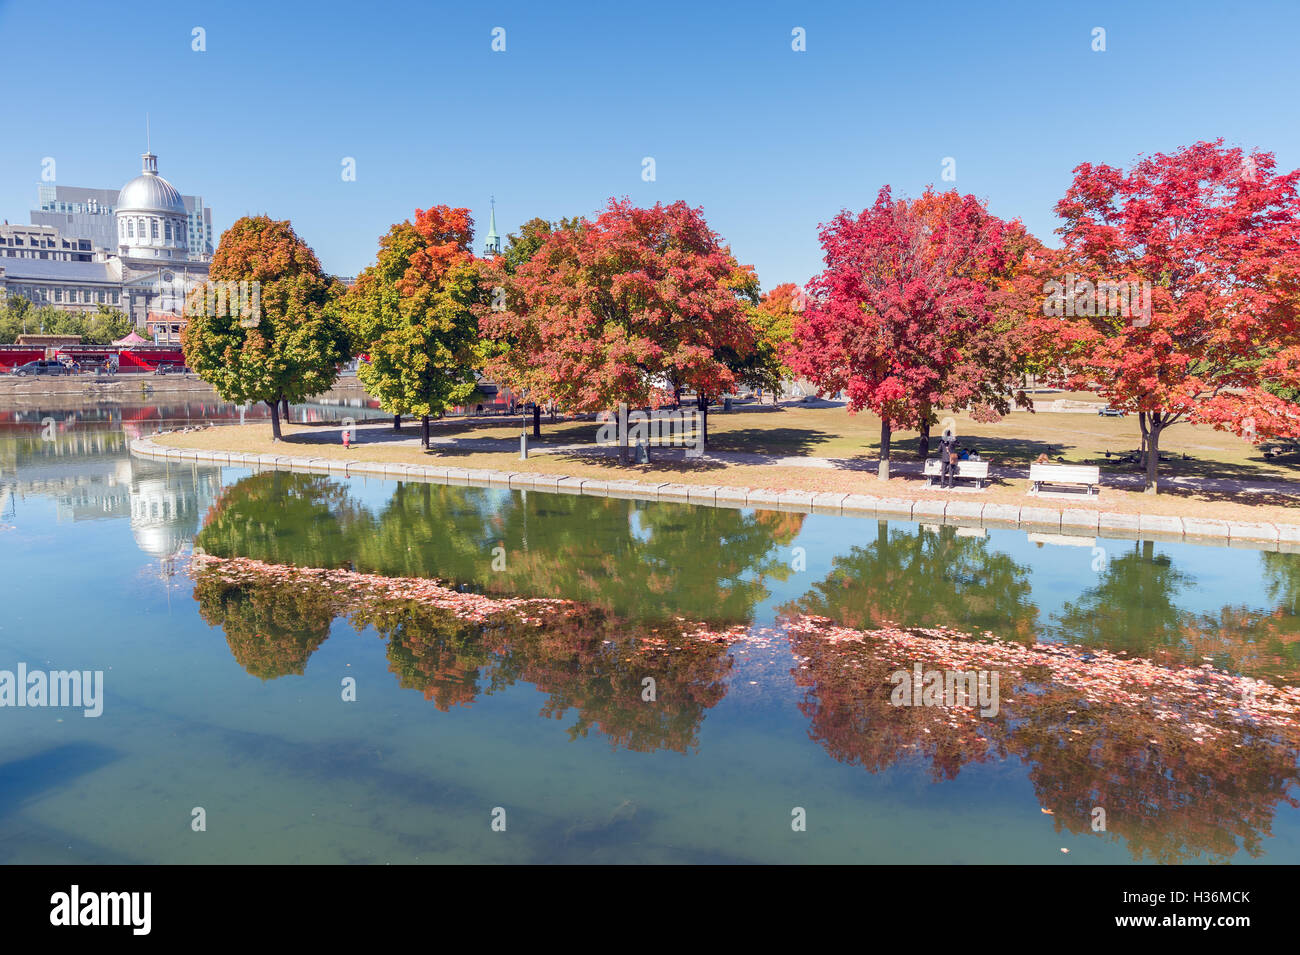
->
[1137,412,1149,470]
[393,414,402,432]
[532,403,541,438]
[918,418,931,459]
[267,399,282,442]
[618,402,630,463]
[697,393,709,447]
[421,415,430,450]
[878,419,892,481]
[281,397,290,421]
[1144,419,1162,493]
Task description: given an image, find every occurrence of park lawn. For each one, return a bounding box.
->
[284,401,1300,482]
[153,409,1300,527]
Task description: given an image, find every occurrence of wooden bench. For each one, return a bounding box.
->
[1029,463,1100,496]
[1262,442,1300,459]
[923,458,989,489]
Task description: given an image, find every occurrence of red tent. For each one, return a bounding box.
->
[112,331,149,346]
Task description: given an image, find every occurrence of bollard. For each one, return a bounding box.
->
[520,433,528,460]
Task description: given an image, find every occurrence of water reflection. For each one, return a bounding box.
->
[784,618,1300,863]
[190,556,737,754]
[195,472,803,624]
[4,405,1300,863]
[781,521,1039,641]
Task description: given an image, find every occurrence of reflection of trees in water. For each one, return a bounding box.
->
[1262,551,1300,615]
[1053,540,1193,654]
[198,472,374,568]
[786,620,1300,863]
[1053,541,1300,683]
[783,521,1038,641]
[198,473,801,625]
[192,558,733,754]
[189,474,1300,857]
[192,565,339,680]
[361,598,734,752]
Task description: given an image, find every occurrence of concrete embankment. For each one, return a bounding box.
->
[129,436,1300,553]
[0,374,373,405]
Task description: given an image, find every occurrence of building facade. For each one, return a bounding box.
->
[0,223,94,262]
[34,179,214,260]
[0,152,210,332]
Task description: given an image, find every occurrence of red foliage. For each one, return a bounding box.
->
[787,186,1030,440]
[1033,140,1300,486]
[481,198,755,412]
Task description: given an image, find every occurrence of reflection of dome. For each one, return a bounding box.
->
[128,458,221,559]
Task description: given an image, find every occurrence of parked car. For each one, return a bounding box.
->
[12,360,70,376]
[1097,406,1124,416]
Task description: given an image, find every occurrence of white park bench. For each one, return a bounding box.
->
[1028,463,1100,496]
[923,458,990,489]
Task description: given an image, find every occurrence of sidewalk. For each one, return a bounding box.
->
[330,422,1300,499]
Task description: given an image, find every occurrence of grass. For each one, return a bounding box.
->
[152,401,1300,525]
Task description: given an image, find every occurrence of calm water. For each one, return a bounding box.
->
[1,402,1299,864]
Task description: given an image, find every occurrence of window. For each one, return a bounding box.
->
[164,221,171,240]
[127,220,134,238]
[151,220,159,239]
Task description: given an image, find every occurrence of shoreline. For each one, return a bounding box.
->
[0,374,374,401]
[130,435,1300,552]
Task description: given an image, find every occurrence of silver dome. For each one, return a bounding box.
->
[117,153,186,215]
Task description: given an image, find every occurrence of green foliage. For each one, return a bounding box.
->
[344,206,488,423]
[0,300,131,344]
[182,216,349,412]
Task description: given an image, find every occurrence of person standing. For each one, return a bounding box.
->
[937,430,959,488]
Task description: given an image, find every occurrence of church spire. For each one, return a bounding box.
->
[484,196,501,257]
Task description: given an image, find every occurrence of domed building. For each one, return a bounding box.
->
[115,152,190,261]
[0,145,212,338]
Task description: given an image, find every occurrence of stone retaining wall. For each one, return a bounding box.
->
[130,437,1300,552]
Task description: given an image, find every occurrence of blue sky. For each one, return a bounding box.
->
[1,0,1297,286]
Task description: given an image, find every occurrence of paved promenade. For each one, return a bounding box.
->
[130,435,1300,552]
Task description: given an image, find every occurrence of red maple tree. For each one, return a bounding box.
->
[1038,140,1300,491]
[787,186,1032,478]
[481,198,755,451]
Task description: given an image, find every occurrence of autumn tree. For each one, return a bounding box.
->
[746,282,802,399]
[788,186,1031,478]
[182,216,348,440]
[706,264,789,414]
[1040,140,1300,492]
[481,198,755,457]
[492,214,583,436]
[343,205,489,449]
